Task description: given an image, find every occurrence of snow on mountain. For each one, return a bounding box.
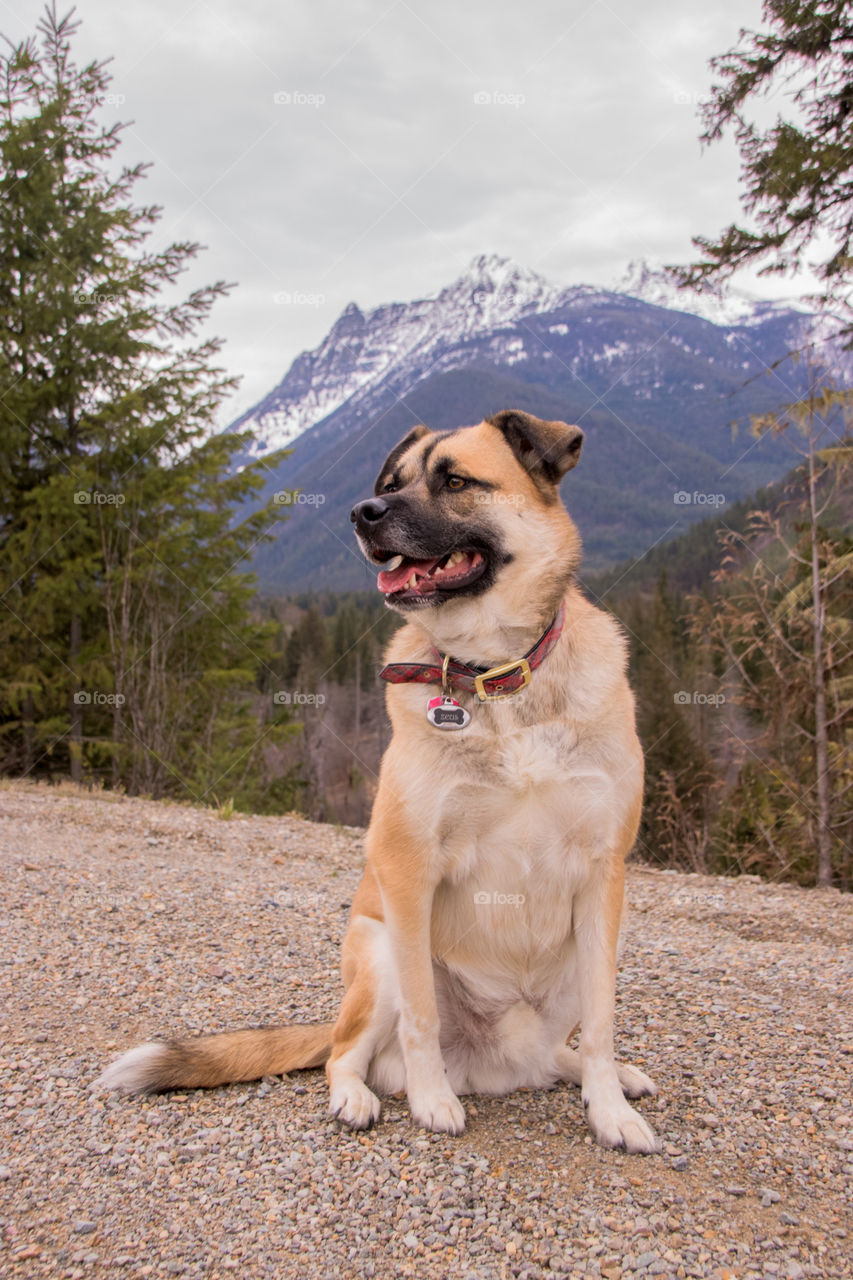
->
[232,254,567,457]
[229,253,818,458]
[613,258,794,327]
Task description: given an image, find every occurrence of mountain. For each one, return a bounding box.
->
[227,255,844,594]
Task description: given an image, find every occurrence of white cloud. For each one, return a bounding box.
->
[6,0,803,426]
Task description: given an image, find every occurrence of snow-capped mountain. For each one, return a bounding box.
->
[227,254,842,593]
[230,253,818,461]
[614,259,762,326]
[230,254,571,455]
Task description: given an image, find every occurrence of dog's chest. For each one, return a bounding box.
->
[426,718,615,893]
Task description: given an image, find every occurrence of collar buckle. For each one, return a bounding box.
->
[473,657,532,702]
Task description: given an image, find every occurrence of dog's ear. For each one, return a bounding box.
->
[374,424,432,494]
[488,410,583,485]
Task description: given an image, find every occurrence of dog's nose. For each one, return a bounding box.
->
[350,497,390,526]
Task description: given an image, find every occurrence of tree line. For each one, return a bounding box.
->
[589,423,852,890]
[1,3,850,886]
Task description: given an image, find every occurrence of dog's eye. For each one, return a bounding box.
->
[447,475,468,490]
[382,481,397,494]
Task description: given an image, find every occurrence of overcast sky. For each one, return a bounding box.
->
[4,0,786,424]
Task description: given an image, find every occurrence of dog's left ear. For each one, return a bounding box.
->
[487,409,583,484]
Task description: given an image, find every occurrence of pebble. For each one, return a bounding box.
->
[1,782,852,1280]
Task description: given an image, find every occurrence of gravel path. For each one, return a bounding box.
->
[1,780,851,1280]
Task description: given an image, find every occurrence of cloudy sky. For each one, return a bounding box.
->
[4,0,784,423]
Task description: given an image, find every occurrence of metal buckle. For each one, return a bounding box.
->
[473,657,532,702]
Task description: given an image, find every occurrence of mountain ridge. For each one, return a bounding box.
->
[225,255,846,594]
[229,253,826,459]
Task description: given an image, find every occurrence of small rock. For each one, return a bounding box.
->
[72,1221,97,1235]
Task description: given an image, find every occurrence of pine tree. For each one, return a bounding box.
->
[670,1,853,886]
[671,0,853,339]
[618,573,716,870]
[0,5,292,803]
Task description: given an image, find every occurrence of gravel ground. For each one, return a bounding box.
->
[1,780,851,1280]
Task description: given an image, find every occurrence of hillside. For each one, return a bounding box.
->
[2,782,851,1279]
[582,455,853,602]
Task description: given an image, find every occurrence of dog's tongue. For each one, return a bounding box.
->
[377,556,439,594]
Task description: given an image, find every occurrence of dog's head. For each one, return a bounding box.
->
[351,410,583,621]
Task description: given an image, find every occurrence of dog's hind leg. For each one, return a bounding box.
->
[555,1045,657,1099]
[326,915,397,1130]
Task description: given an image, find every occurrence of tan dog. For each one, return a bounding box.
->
[99,410,659,1154]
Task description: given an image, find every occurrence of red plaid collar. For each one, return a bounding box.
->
[380,602,565,702]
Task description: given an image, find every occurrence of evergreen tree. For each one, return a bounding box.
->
[0,5,293,805]
[671,0,853,338]
[669,1,853,886]
[615,573,715,870]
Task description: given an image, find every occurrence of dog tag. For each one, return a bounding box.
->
[427,694,470,730]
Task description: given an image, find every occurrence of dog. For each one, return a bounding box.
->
[98,409,659,1154]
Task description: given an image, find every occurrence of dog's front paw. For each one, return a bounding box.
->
[408,1082,466,1135]
[329,1078,381,1130]
[585,1094,659,1154]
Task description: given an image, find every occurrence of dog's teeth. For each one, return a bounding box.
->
[448,551,464,565]
[406,574,417,589]
[384,555,403,571]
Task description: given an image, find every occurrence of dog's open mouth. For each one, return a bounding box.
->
[376,549,487,600]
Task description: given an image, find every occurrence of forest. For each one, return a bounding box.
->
[1,5,850,888]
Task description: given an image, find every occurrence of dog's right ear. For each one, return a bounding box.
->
[374,424,432,494]
[488,410,583,486]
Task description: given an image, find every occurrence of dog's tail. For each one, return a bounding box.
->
[96,1024,334,1094]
